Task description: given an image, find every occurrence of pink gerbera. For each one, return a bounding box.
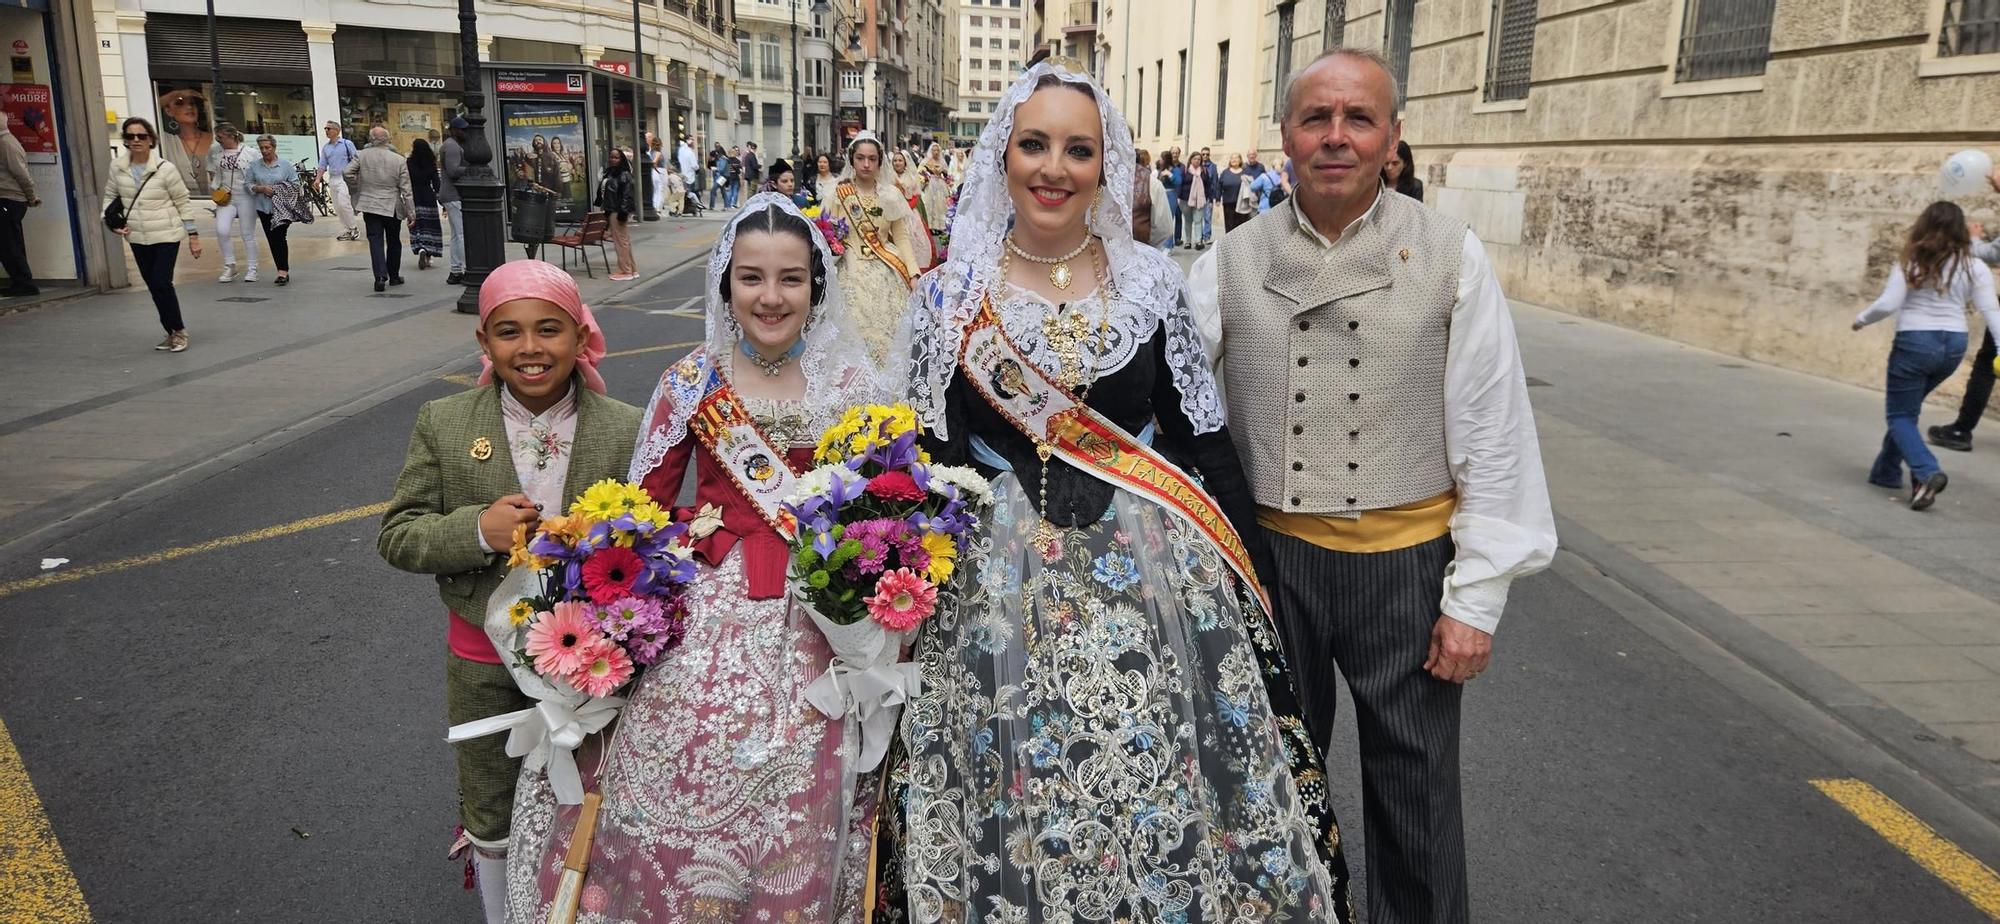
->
[567,636,635,697]
[865,567,938,632]
[581,546,645,605]
[526,601,600,677]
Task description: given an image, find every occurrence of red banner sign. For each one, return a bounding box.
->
[492,69,585,96]
[593,61,630,76]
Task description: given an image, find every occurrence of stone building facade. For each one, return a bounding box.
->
[1349,0,2000,395]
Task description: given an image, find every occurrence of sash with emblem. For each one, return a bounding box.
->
[836,180,914,287]
[683,350,803,540]
[956,295,1272,613]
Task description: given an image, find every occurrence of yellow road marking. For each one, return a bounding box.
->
[0,502,390,600]
[1812,778,2000,918]
[439,372,477,386]
[0,715,90,923]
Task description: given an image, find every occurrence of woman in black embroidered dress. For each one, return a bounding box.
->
[881,60,1353,924]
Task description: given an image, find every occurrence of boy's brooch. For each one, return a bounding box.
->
[470,437,494,461]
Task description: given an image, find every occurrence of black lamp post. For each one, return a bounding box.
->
[454,0,507,314]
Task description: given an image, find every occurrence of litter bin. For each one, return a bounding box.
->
[510,187,555,245]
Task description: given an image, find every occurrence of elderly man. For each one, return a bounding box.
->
[317,121,361,241]
[0,109,39,297]
[1188,48,1556,923]
[344,126,415,293]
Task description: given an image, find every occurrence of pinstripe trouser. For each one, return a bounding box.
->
[1266,529,1468,924]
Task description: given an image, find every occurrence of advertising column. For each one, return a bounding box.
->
[491,67,589,223]
[0,8,76,282]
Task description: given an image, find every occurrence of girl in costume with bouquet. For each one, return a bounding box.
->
[831,132,929,362]
[883,60,1355,922]
[377,259,642,924]
[504,192,887,922]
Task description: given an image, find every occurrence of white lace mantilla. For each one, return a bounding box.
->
[891,62,1224,438]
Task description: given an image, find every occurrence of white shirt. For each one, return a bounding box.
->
[1185,191,1557,635]
[474,383,580,554]
[1855,256,2000,334]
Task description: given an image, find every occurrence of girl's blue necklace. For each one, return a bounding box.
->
[740,337,805,377]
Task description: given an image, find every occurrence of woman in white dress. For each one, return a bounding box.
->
[830,132,927,362]
[882,60,1354,923]
[504,192,886,923]
[917,142,953,236]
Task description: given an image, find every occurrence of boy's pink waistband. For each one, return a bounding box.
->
[447,610,503,664]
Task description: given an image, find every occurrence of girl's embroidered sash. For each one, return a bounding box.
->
[956,295,1270,613]
[685,353,803,540]
[836,180,913,287]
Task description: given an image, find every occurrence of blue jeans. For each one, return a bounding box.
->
[1872,329,1968,486]
[724,183,739,209]
[1181,202,1212,246]
[1163,187,1181,249]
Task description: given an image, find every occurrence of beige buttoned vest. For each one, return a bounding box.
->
[1217,191,1466,514]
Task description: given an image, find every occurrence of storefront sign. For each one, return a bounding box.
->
[593,61,629,76]
[366,74,447,91]
[494,68,585,97]
[1,83,56,156]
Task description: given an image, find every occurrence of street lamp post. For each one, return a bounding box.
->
[791,0,801,159]
[205,0,223,124]
[454,0,507,314]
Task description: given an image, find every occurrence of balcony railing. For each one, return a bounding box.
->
[1940,0,2000,57]
[1064,0,1098,33]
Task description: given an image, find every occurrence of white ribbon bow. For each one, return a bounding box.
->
[804,659,921,771]
[446,692,624,805]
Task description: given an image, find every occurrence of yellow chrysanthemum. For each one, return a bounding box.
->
[630,500,674,531]
[507,599,536,627]
[538,513,587,544]
[574,479,648,521]
[506,523,546,569]
[921,531,958,583]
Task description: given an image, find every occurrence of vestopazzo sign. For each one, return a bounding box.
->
[366,74,449,91]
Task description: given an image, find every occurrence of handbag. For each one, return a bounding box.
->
[1234,174,1257,215]
[103,168,155,231]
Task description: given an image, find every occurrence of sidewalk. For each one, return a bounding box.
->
[0,213,723,542]
[1512,301,2000,812]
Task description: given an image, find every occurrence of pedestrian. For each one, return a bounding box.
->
[318,120,362,241]
[649,135,669,214]
[1386,139,1423,201]
[0,109,41,296]
[1189,48,1556,924]
[344,125,415,292]
[598,146,639,281]
[827,131,923,360]
[1156,149,1181,251]
[1853,200,2000,509]
[244,133,298,286]
[440,116,469,285]
[677,137,703,216]
[1930,177,2000,452]
[104,116,202,353]
[205,122,258,284]
[407,138,445,271]
[1178,150,1214,250]
[708,143,729,210]
[1249,161,1281,214]
[1131,148,1155,244]
[1219,153,1254,233]
[811,152,839,205]
[377,258,640,924]
[741,140,762,191]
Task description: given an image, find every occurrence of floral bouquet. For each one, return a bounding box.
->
[446,479,696,804]
[784,403,991,770]
[800,202,848,257]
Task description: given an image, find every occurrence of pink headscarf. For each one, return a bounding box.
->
[475,260,609,394]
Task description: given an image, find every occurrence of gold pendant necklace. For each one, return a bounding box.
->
[1006,233,1093,291]
[999,239,1116,554]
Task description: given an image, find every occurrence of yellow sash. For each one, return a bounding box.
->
[685,353,803,540]
[957,296,1271,613]
[837,180,913,287]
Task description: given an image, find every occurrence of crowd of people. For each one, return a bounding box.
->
[378,48,1558,924]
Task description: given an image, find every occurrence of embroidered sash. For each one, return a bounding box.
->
[685,354,803,540]
[836,180,913,287]
[957,296,1271,613]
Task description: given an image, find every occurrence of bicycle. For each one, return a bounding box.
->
[293,159,332,217]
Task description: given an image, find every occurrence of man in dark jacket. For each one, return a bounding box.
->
[741,142,762,190]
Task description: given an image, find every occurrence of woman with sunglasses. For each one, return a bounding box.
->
[104,117,201,352]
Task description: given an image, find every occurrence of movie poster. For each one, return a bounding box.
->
[501,101,587,221]
[0,84,54,160]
